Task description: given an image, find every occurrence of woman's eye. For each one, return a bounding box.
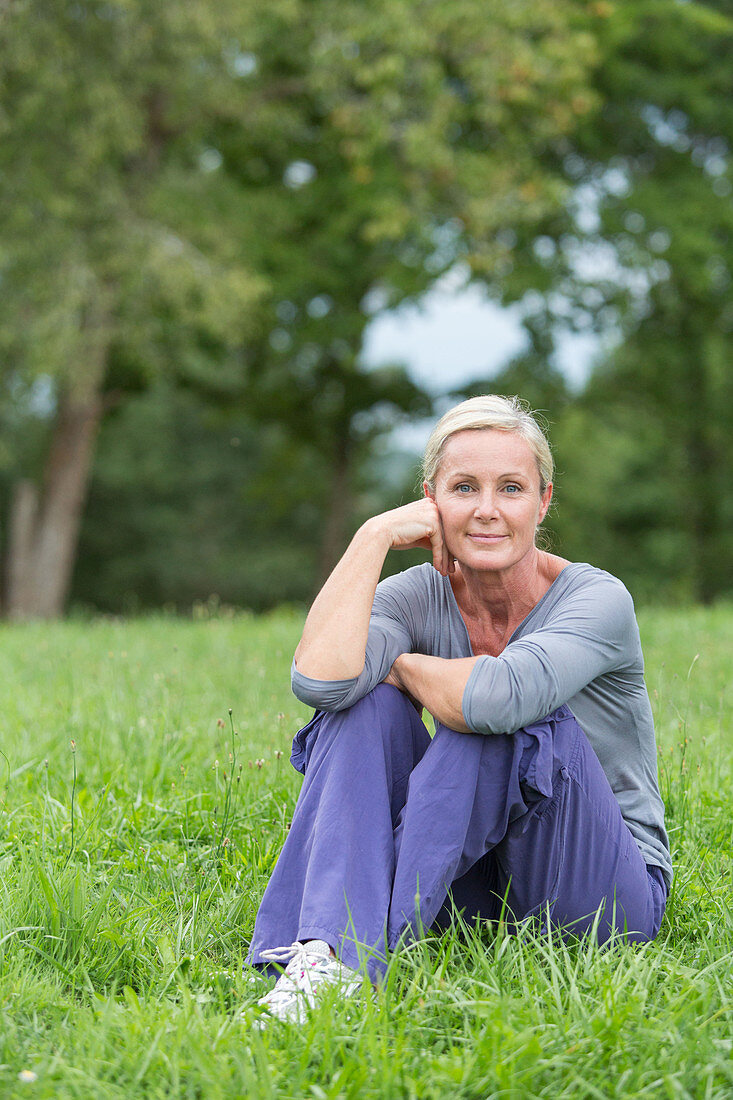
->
[503,484,521,494]
[456,483,473,493]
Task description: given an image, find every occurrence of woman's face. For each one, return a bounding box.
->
[426,429,552,575]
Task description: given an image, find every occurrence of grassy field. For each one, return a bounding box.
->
[0,606,731,1099]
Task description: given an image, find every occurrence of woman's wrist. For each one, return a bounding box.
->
[391,652,419,691]
[357,515,395,555]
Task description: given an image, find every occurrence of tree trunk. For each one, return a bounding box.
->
[4,295,111,619]
[4,480,39,618]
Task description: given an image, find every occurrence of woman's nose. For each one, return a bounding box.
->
[473,490,499,518]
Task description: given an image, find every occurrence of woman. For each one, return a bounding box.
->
[247,395,671,1023]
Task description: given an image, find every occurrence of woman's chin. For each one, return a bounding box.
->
[456,553,508,574]
[455,545,529,574]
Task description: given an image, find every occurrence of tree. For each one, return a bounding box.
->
[0,1,266,618]
[477,0,733,602]
[0,0,598,615]
[210,0,601,580]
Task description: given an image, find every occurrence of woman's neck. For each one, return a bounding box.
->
[451,550,568,631]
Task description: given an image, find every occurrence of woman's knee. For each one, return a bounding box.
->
[365,681,419,714]
[345,683,422,729]
[294,689,428,813]
[315,684,430,756]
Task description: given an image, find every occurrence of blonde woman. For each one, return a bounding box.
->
[248,395,671,1023]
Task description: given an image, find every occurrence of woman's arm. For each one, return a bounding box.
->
[294,498,452,681]
[388,574,639,735]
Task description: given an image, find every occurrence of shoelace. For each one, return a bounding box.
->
[259,942,319,969]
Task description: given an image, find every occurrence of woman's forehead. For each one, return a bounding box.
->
[438,429,538,475]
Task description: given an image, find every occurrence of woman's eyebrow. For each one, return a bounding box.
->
[447,470,528,480]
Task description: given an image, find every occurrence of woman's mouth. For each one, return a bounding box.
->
[467,533,507,543]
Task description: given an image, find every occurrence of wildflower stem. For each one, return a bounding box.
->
[215,708,238,863]
[68,740,77,864]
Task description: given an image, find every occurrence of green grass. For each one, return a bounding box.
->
[0,606,731,1099]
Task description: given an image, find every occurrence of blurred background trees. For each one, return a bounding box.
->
[1,0,731,615]
[456,0,733,603]
[0,0,267,616]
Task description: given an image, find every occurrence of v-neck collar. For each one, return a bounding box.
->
[443,562,588,657]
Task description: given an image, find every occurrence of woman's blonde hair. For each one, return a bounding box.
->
[422,394,554,494]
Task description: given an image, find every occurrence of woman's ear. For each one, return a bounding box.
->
[423,480,435,501]
[538,482,553,524]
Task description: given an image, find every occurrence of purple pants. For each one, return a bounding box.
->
[248,685,667,981]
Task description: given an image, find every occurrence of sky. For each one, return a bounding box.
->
[361,272,600,450]
[362,271,600,393]
[362,279,528,395]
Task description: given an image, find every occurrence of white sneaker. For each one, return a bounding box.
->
[256,940,362,1024]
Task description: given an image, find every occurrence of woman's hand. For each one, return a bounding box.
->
[367,498,454,577]
[385,653,476,732]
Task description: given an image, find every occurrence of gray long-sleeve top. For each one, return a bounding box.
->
[292,561,672,886]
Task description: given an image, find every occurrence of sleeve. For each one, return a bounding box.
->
[291,570,421,711]
[462,576,639,735]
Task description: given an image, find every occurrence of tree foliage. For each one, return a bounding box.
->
[0,0,598,614]
[0,0,267,616]
[474,0,733,603]
[4,1,732,611]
